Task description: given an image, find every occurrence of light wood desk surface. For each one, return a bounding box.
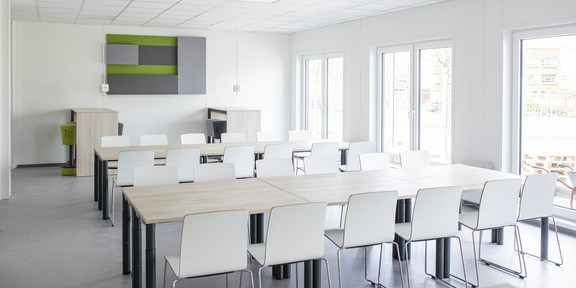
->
[378,164,521,193]
[95,140,349,161]
[260,170,421,206]
[123,178,309,224]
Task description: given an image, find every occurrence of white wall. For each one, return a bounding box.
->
[290,0,576,171]
[12,22,290,165]
[1,0,11,199]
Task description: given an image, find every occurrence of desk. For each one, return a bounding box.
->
[94,140,349,220]
[123,178,309,288]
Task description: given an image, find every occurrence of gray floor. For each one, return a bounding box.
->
[1,166,575,288]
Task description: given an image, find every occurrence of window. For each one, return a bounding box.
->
[377,40,453,164]
[302,53,343,140]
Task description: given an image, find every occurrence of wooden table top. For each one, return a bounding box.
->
[260,170,421,205]
[123,178,309,224]
[95,140,349,161]
[378,164,521,193]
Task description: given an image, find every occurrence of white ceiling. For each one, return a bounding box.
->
[10,0,446,33]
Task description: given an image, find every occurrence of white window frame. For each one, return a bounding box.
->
[511,24,576,221]
[301,52,344,139]
[376,39,454,163]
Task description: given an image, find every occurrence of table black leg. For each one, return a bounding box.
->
[541,217,549,260]
[102,160,109,219]
[405,199,412,259]
[313,260,321,288]
[274,265,284,280]
[491,229,497,243]
[94,152,99,202]
[283,264,291,278]
[257,213,264,243]
[98,158,103,210]
[497,227,504,245]
[304,261,312,288]
[394,200,406,260]
[123,196,131,275]
[443,238,451,279]
[340,149,348,165]
[250,215,257,244]
[435,238,445,278]
[146,224,156,288]
[132,210,142,288]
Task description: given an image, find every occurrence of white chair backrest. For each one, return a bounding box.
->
[116,151,155,186]
[263,144,293,159]
[223,146,255,178]
[518,173,558,220]
[179,210,248,278]
[310,142,339,158]
[345,141,376,172]
[133,166,179,187]
[343,191,398,247]
[360,153,391,171]
[101,135,131,147]
[221,132,247,143]
[409,186,462,241]
[166,149,201,182]
[257,131,280,142]
[399,150,430,169]
[193,163,237,183]
[256,159,294,178]
[288,130,312,141]
[140,134,168,146]
[264,202,327,266]
[476,179,523,230]
[180,133,206,144]
[304,156,339,175]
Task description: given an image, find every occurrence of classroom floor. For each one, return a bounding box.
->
[1,166,575,288]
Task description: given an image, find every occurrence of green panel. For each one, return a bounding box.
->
[107,65,178,75]
[107,34,177,46]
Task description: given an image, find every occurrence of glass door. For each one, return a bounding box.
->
[303,53,343,140]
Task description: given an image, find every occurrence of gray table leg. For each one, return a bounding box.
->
[304,261,313,288]
[132,210,142,288]
[313,260,321,288]
[94,152,99,202]
[102,160,109,219]
[541,217,549,260]
[146,224,156,288]
[436,239,445,278]
[123,196,131,275]
[443,238,451,279]
[394,200,407,260]
[340,149,348,165]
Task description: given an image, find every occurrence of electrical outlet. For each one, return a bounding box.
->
[101,84,109,93]
[233,84,240,93]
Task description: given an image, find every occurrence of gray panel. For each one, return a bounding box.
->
[139,46,177,65]
[177,37,206,94]
[107,44,138,65]
[107,75,178,95]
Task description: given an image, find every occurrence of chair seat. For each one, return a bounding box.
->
[458,212,479,230]
[324,229,344,248]
[165,255,181,278]
[247,243,266,266]
[394,222,412,241]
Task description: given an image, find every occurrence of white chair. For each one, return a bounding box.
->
[256,131,280,142]
[459,178,525,286]
[110,151,155,226]
[133,166,179,187]
[288,130,312,141]
[399,150,430,169]
[247,202,332,288]
[140,134,168,146]
[296,142,339,173]
[516,173,563,266]
[223,146,255,178]
[360,153,391,171]
[101,135,131,147]
[180,133,206,144]
[263,143,293,159]
[340,141,376,172]
[395,186,467,288]
[325,191,404,288]
[256,158,294,178]
[101,136,131,169]
[193,163,237,183]
[163,210,254,288]
[221,132,248,143]
[165,149,201,182]
[304,156,339,175]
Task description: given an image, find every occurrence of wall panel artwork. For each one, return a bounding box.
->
[106,34,206,95]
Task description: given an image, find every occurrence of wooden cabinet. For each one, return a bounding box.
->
[208,107,261,142]
[72,108,118,176]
